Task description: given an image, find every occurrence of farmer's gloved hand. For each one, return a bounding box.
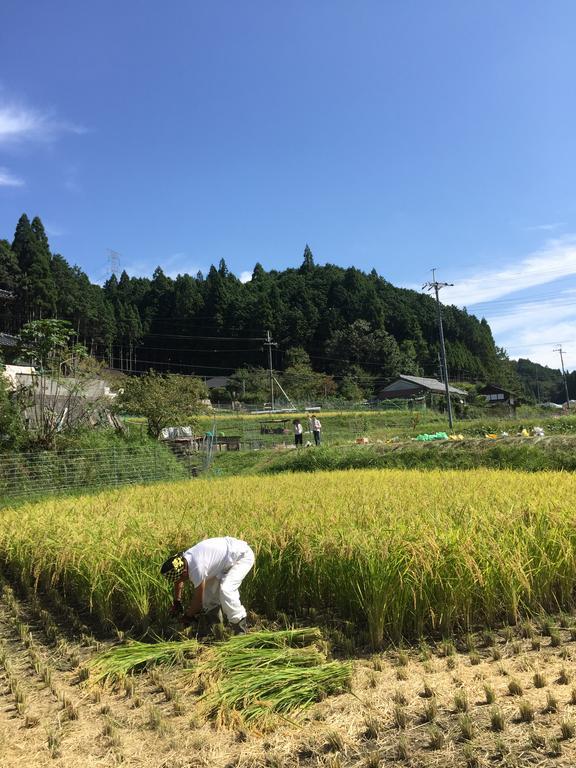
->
[169,599,184,616]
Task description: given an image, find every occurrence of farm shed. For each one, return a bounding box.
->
[259,418,291,435]
[0,333,18,363]
[205,376,230,389]
[478,383,523,414]
[478,384,517,404]
[379,374,467,400]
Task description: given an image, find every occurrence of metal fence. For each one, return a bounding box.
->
[0,442,200,503]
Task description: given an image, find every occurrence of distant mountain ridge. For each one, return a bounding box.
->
[1,213,570,401]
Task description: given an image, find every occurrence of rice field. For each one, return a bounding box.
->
[1,468,576,649]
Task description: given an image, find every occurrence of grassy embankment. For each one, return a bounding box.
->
[200,411,576,476]
[209,435,576,476]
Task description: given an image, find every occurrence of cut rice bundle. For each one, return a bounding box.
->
[87,637,200,683]
[87,627,352,726]
[204,661,352,723]
[221,627,324,649]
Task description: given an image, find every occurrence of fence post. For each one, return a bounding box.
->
[113,445,118,486]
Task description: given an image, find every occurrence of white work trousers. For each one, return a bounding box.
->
[202,546,255,623]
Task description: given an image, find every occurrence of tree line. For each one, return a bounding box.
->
[1,213,571,402]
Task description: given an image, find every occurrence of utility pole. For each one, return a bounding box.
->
[264,330,277,410]
[423,269,454,430]
[553,345,571,411]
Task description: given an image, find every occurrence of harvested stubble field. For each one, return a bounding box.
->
[2,582,576,766]
[2,467,576,766]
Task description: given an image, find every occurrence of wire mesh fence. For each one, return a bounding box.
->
[0,442,199,503]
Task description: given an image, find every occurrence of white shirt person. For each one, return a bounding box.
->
[311,416,322,445]
[161,536,254,634]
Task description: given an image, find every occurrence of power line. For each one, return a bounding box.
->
[465,294,576,312]
[106,355,237,371]
[104,354,403,383]
[123,345,262,354]
[466,282,576,303]
[465,299,576,316]
[144,333,267,341]
[447,262,576,284]
[504,340,571,350]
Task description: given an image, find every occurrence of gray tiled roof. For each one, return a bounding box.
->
[382,374,468,397]
[0,333,18,347]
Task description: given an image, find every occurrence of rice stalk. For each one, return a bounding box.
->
[217,627,323,650]
[202,661,352,723]
[87,638,200,684]
[198,629,351,724]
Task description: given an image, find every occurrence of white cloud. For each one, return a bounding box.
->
[441,237,576,307]
[495,306,576,370]
[410,237,576,371]
[488,292,576,336]
[0,166,24,187]
[0,102,85,145]
[454,287,576,370]
[239,270,252,283]
[526,222,565,232]
[44,222,65,237]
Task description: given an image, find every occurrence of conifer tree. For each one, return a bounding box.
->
[12,214,56,319]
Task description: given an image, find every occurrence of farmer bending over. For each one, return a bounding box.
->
[161,536,254,635]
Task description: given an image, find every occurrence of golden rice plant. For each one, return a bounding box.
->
[1,469,576,648]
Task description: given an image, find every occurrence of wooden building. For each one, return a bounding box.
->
[379,374,467,400]
[478,384,521,410]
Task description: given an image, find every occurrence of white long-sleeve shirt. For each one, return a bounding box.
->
[182,537,250,587]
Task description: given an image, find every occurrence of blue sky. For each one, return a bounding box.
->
[1,1,575,370]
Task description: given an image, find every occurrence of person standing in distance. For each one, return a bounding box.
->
[311,415,322,446]
[161,536,254,635]
[293,418,303,447]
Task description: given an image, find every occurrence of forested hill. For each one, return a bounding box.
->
[1,213,517,393]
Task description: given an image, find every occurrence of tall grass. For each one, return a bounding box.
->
[1,469,576,648]
[0,431,186,504]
